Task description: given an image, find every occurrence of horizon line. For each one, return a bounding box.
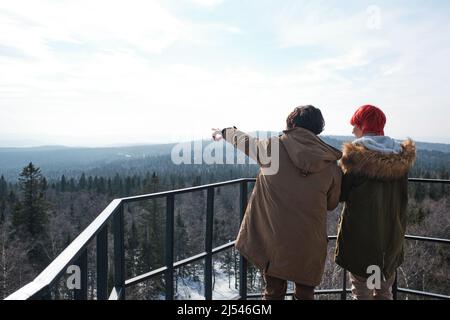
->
[0,133,449,149]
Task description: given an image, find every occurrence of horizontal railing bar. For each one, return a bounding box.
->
[125,243,236,288]
[404,235,450,244]
[328,235,450,244]
[211,288,450,300]
[125,266,167,287]
[125,251,209,287]
[314,289,351,295]
[212,242,235,254]
[327,235,450,244]
[124,233,450,289]
[245,288,450,300]
[408,178,450,184]
[173,252,207,269]
[397,288,450,300]
[120,178,256,204]
[246,289,352,299]
[5,199,123,300]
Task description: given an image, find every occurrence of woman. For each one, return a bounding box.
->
[215,105,342,299]
[334,105,416,300]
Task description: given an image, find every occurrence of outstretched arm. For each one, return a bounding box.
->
[219,127,273,167]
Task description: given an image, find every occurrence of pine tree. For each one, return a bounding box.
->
[107,178,113,197]
[124,176,132,196]
[193,175,201,187]
[69,178,76,192]
[0,176,7,200]
[112,173,123,196]
[60,175,67,192]
[414,182,426,202]
[0,177,7,224]
[222,251,233,288]
[126,219,140,278]
[87,176,93,191]
[7,191,16,206]
[97,177,106,194]
[41,177,48,192]
[78,173,87,190]
[140,172,164,273]
[175,213,189,260]
[13,163,48,236]
[440,168,449,198]
[174,212,190,295]
[12,163,49,269]
[0,200,6,224]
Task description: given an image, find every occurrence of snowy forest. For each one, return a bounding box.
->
[0,141,449,300]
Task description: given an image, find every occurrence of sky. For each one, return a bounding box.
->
[1,0,450,147]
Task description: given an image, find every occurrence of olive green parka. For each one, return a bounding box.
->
[334,139,416,279]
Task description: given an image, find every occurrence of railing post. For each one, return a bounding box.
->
[239,181,248,300]
[165,194,175,300]
[204,187,214,300]
[96,225,108,300]
[113,203,125,300]
[341,269,347,300]
[74,249,88,300]
[393,270,398,300]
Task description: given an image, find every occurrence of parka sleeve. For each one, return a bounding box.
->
[339,172,354,202]
[222,127,274,167]
[327,166,343,210]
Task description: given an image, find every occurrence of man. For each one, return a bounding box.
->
[214,105,342,299]
[334,105,416,300]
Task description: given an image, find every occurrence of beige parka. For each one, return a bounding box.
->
[223,127,342,286]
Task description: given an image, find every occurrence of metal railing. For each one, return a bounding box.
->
[5,178,450,300]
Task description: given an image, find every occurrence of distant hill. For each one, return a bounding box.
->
[0,144,176,180]
[0,134,449,181]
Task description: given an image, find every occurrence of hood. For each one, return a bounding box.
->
[340,138,416,180]
[280,127,342,174]
[352,135,402,154]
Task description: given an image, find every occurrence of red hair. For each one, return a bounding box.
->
[350,105,386,136]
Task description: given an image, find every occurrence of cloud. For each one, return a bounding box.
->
[0,0,183,57]
[1,1,450,145]
[270,1,450,139]
[189,0,224,8]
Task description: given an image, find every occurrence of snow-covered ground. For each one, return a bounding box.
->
[174,262,239,300]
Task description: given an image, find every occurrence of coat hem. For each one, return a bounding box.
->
[264,269,320,287]
[237,246,321,287]
[335,256,399,280]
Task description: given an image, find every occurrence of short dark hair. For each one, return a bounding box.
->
[286,105,325,135]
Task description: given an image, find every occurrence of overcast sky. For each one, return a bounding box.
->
[1,0,449,147]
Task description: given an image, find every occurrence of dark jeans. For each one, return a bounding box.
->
[263,273,315,300]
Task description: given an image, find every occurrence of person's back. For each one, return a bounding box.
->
[239,127,342,285]
[218,105,342,299]
[334,105,416,300]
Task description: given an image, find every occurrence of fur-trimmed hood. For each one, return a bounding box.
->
[339,138,416,180]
